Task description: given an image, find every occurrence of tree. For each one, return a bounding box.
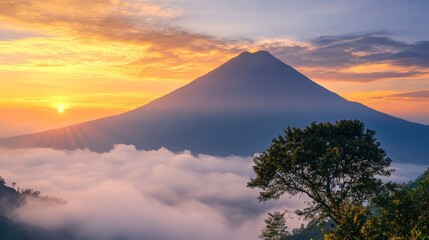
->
[411,169,429,238]
[362,169,429,239]
[260,211,289,240]
[362,182,417,239]
[247,120,393,237]
[0,176,5,186]
[290,219,332,240]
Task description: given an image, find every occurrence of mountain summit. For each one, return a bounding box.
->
[1,51,428,163]
[133,50,347,115]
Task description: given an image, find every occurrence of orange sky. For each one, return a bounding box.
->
[0,0,428,137]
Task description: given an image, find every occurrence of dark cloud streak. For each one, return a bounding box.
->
[376,90,429,101]
[308,70,423,82]
[263,33,429,81]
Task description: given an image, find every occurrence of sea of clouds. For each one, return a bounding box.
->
[0,145,427,240]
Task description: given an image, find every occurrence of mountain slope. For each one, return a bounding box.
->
[1,51,428,163]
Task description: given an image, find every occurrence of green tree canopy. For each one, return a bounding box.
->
[260,211,289,240]
[362,169,429,239]
[248,120,393,237]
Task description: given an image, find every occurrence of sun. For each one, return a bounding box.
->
[58,105,65,113]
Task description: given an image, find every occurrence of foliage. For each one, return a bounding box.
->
[248,120,393,238]
[362,170,429,239]
[324,202,370,239]
[290,219,333,240]
[260,211,290,240]
[411,170,429,239]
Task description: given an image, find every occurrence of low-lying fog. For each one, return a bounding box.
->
[0,145,426,240]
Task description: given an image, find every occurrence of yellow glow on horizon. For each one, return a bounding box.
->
[341,91,398,101]
[347,63,396,73]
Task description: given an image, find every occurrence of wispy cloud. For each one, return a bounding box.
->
[262,33,429,68]
[375,90,429,101]
[0,0,246,80]
[260,33,429,82]
[0,0,241,51]
[1,1,428,82]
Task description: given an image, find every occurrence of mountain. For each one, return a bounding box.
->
[0,51,428,163]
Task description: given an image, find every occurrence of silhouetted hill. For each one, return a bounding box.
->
[0,185,19,215]
[0,180,81,240]
[0,51,428,163]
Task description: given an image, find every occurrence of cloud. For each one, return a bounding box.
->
[0,0,247,82]
[386,163,429,183]
[301,69,422,82]
[0,145,305,240]
[260,33,429,82]
[1,1,428,83]
[377,90,429,101]
[0,0,243,57]
[264,33,429,68]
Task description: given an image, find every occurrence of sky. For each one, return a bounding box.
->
[1,0,429,137]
